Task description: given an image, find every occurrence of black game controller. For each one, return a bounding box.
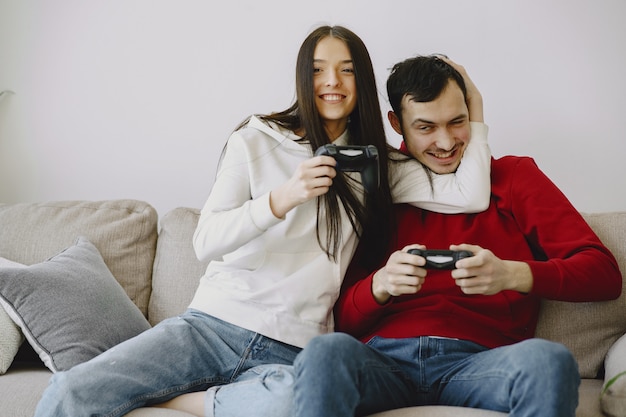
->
[314,144,380,193]
[408,249,473,270]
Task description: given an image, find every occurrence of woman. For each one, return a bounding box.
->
[34,25,489,417]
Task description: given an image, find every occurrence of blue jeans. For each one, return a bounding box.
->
[207,364,296,417]
[33,309,300,417]
[291,333,580,417]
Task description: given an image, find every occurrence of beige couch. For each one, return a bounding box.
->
[0,199,625,417]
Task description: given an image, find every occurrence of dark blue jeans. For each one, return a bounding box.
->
[292,333,580,417]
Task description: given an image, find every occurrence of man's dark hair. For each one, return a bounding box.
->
[386,55,467,125]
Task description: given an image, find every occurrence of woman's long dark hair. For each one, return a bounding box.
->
[245,26,394,266]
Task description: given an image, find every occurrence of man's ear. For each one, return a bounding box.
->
[387,111,403,135]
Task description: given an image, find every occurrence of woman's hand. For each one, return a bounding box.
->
[269,155,337,218]
[439,57,484,123]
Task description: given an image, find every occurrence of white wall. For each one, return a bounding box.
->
[1,0,625,216]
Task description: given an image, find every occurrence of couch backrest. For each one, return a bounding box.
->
[3,201,623,379]
[0,200,158,316]
[535,212,626,378]
[148,207,209,325]
[152,208,626,379]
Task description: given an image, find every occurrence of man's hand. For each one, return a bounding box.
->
[450,244,533,295]
[371,245,428,304]
[269,155,337,218]
[439,57,484,123]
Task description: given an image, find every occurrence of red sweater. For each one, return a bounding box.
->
[337,156,622,349]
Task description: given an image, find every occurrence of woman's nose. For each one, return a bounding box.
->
[325,71,341,87]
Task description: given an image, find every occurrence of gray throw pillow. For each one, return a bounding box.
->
[0,237,151,372]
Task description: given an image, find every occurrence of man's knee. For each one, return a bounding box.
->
[296,333,361,365]
[517,339,579,381]
[543,341,579,380]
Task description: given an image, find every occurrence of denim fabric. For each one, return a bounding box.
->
[206,364,296,417]
[293,333,580,417]
[33,309,300,417]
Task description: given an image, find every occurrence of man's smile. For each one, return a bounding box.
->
[428,147,459,161]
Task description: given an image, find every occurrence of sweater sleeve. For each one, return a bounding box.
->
[334,263,390,338]
[192,132,282,262]
[390,122,491,213]
[507,157,621,301]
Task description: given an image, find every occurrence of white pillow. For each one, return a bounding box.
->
[602,333,626,417]
[0,256,26,374]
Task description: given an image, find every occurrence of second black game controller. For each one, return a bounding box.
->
[408,249,473,270]
[314,144,380,193]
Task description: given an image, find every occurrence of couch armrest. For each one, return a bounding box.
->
[602,333,626,417]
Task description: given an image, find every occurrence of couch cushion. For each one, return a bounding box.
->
[0,365,196,417]
[535,212,626,378]
[369,405,506,416]
[0,200,158,316]
[0,237,151,372]
[0,366,52,417]
[149,207,209,325]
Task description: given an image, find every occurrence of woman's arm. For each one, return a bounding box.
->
[192,133,281,262]
[389,121,491,213]
[193,130,337,263]
[390,59,491,213]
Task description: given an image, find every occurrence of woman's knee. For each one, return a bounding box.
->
[35,370,85,416]
[211,365,296,417]
[47,368,82,399]
[256,364,296,392]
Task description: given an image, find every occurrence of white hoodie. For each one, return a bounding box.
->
[190,115,490,348]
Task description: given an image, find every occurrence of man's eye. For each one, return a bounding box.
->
[418,126,432,132]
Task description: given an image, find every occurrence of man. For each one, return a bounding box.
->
[291,56,622,417]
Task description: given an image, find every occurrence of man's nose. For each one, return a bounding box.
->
[434,129,456,150]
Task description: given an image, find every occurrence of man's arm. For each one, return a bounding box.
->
[335,243,430,336]
[451,157,621,301]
